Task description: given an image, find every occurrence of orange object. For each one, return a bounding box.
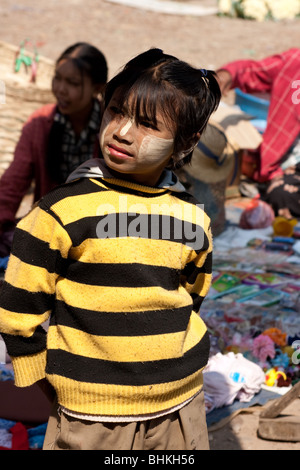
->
[272,216,297,237]
[263,328,287,346]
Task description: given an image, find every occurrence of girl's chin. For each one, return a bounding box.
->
[57,104,70,114]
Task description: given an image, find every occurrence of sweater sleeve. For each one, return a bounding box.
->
[221,49,297,95]
[0,119,37,229]
[0,104,55,230]
[0,204,72,387]
[181,214,213,313]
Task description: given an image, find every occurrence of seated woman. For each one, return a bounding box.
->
[0,42,108,257]
[216,48,300,219]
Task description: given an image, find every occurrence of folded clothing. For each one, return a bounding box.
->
[203,352,265,412]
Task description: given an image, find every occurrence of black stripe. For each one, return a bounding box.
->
[51,300,192,336]
[181,252,212,284]
[0,281,54,315]
[66,213,206,250]
[46,331,210,385]
[1,326,47,357]
[172,190,202,207]
[57,259,180,289]
[12,228,61,273]
[39,178,108,211]
[191,293,205,312]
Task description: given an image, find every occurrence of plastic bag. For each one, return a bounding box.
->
[239,197,274,229]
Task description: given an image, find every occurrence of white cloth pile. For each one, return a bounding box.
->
[203,352,265,413]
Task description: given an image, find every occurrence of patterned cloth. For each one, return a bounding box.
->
[54,99,101,181]
[222,48,300,183]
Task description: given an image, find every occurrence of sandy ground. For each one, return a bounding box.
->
[0,0,300,451]
[0,0,299,76]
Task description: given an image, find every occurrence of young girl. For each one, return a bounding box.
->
[0,42,108,257]
[0,48,220,450]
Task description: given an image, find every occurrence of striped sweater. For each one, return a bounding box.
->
[0,170,212,417]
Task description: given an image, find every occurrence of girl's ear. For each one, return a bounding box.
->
[191,131,201,148]
[170,132,202,170]
[178,132,201,158]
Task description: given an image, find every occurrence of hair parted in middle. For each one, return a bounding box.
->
[104,48,221,169]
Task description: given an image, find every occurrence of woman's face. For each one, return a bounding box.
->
[52,58,98,117]
[99,92,176,186]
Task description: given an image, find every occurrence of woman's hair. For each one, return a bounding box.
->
[55,42,108,85]
[104,48,221,169]
[47,43,108,183]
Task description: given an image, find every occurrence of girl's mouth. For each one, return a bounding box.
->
[57,99,69,111]
[107,144,133,159]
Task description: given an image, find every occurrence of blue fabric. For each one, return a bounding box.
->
[206,387,281,428]
[0,257,9,271]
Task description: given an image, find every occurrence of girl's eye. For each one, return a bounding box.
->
[68,81,81,87]
[140,121,157,130]
[109,106,123,115]
[52,76,80,87]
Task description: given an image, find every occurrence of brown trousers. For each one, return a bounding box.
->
[43,391,209,450]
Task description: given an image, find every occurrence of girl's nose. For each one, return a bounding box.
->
[114,117,134,141]
[54,79,67,96]
[120,118,133,136]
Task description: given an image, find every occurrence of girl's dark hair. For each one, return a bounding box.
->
[55,42,108,85]
[104,48,221,169]
[47,43,108,183]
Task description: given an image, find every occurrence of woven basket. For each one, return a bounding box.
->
[0,41,55,177]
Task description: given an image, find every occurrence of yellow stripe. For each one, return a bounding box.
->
[93,177,168,194]
[56,280,192,312]
[182,312,207,354]
[0,308,50,337]
[12,350,47,387]
[48,325,191,362]
[5,254,57,294]
[51,187,208,227]
[18,207,71,257]
[185,272,212,298]
[48,312,206,362]
[69,236,185,268]
[47,369,204,416]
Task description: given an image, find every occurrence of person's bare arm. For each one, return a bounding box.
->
[215,69,233,95]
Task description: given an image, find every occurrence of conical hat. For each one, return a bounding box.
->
[184,120,238,183]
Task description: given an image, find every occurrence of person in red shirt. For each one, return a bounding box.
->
[0,42,108,258]
[216,48,300,219]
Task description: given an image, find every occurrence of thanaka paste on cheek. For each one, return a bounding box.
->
[99,112,133,149]
[99,111,111,152]
[138,135,174,163]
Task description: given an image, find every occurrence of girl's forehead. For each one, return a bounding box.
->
[56,58,81,77]
[110,86,175,123]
